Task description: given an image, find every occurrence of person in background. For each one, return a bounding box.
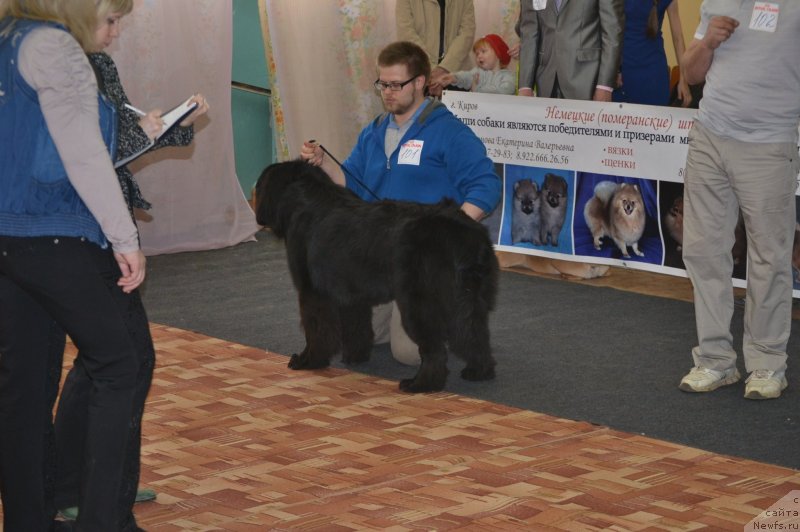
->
[51,0,209,528]
[516,0,624,101]
[614,0,692,107]
[300,41,500,366]
[678,1,800,400]
[504,0,623,280]
[439,33,515,95]
[396,0,475,96]
[0,0,145,529]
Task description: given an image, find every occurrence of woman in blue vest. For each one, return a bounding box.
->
[0,0,146,529]
[50,0,209,528]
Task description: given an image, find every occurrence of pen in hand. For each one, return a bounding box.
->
[124,103,147,116]
[126,103,165,140]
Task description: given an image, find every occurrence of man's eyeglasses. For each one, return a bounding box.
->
[373,76,418,92]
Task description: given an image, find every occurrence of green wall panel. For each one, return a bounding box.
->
[232,90,272,198]
[232,0,273,199]
[232,0,269,88]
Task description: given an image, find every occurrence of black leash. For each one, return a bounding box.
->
[309,140,382,201]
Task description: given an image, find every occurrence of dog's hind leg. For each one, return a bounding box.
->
[288,292,340,370]
[399,344,448,393]
[449,310,495,381]
[395,301,449,393]
[450,261,497,382]
[339,303,373,365]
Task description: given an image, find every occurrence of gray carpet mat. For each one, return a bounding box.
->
[141,233,799,470]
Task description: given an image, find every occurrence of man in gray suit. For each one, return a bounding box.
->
[516,0,624,101]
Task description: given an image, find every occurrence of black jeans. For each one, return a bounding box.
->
[53,289,154,531]
[0,237,139,532]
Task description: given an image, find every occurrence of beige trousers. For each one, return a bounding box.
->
[683,122,798,373]
[372,301,420,366]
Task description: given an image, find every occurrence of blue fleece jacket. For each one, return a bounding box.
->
[342,98,500,214]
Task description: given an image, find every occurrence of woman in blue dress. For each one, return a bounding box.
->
[614,0,692,106]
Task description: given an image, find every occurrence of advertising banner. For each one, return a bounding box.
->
[442,90,800,297]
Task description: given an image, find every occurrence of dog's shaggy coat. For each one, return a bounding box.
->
[255,160,498,392]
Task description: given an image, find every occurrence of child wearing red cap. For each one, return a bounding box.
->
[440,34,515,95]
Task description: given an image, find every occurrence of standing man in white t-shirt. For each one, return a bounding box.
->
[678,1,800,400]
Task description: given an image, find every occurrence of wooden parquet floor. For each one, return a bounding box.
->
[37,323,798,531]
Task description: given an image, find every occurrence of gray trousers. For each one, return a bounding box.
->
[683,122,798,373]
[372,302,420,365]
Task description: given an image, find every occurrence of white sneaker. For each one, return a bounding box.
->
[744,370,787,400]
[679,366,740,392]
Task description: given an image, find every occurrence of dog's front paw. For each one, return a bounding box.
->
[287,353,306,370]
[399,377,445,394]
[341,350,370,365]
[461,365,495,381]
[288,353,329,370]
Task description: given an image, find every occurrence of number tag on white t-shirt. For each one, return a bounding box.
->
[398,140,423,166]
[750,2,779,32]
[532,0,547,11]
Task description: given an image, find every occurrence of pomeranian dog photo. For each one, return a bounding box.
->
[511,178,542,245]
[539,173,568,246]
[663,195,683,251]
[584,180,646,258]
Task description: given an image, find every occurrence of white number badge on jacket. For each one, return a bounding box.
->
[750,2,779,32]
[398,139,423,165]
[532,0,547,10]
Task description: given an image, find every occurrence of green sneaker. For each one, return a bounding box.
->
[58,506,78,520]
[58,488,156,519]
[135,487,157,503]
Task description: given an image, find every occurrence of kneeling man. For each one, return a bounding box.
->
[301,40,501,366]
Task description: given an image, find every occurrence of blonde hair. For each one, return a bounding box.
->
[95,0,133,18]
[1,0,98,51]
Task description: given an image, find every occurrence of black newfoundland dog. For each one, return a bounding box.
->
[254,160,498,393]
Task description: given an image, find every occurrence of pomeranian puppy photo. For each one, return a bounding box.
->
[584,180,646,258]
[539,173,568,246]
[511,178,542,245]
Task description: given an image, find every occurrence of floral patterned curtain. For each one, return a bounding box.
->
[112,0,259,255]
[261,0,519,163]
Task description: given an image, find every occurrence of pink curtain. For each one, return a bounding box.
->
[112,0,259,255]
[262,0,519,163]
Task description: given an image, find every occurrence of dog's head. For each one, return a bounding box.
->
[254,163,285,229]
[542,173,567,209]
[254,159,320,237]
[613,183,642,217]
[513,178,539,215]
